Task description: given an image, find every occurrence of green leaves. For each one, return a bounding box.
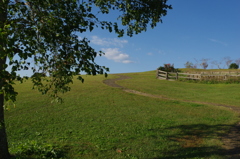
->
[77,76,85,83]
[1,0,171,102]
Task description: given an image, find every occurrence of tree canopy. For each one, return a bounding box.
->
[0,0,172,158]
[229,63,239,69]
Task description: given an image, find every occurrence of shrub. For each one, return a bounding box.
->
[157,66,165,71]
[158,63,175,72]
[229,63,239,69]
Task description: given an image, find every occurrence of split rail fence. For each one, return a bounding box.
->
[156,70,240,81]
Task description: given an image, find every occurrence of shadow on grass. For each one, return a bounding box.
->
[152,124,240,159]
[10,124,240,159]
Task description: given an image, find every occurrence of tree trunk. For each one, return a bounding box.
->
[0,0,11,158]
[0,58,10,159]
[0,91,10,159]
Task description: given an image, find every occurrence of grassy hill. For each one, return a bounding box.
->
[5,71,239,158]
[119,71,240,106]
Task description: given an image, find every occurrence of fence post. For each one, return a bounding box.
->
[166,72,168,80]
[176,72,178,80]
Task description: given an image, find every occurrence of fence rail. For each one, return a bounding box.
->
[156,70,240,81]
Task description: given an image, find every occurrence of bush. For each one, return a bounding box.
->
[229,63,239,69]
[158,63,175,72]
[157,66,165,71]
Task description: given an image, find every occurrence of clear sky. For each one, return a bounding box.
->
[14,0,240,76]
[90,0,240,74]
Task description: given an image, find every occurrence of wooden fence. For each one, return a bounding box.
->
[156,70,240,81]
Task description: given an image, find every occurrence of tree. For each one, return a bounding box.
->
[193,58,199,69]
[0,0,172,158]
[235,58,240,66]
[184,61,194,68]
[223,56,232,68]
[211,60,222,69]
[200,58,209,69]
[31,72,46,78]
[229,63,239,69]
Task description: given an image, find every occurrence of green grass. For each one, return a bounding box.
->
[5,72,239,158]
[118,71,240,106]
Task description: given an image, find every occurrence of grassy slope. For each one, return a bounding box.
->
[118,71,240,106]
[5,73,239,159]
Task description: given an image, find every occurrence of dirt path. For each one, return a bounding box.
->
[103,74,240,158]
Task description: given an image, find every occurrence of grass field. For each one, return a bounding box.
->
[119,71,240,106]
[5,71,240,158]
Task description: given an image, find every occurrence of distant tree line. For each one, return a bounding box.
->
[185,57,240,69]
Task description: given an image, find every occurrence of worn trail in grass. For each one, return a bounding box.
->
[104,73,240,158]
[5,73,240,158]
[105,74,240,112]
[118,71,240,107]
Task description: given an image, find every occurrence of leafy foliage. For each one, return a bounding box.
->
[229,63,239,69]
[158,63,176,72]
[1,0,172,102]
[31,72,46,78]
[0,1,172,158]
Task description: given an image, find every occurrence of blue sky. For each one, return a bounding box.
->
[89,0,240,73]
[15,0,240,76]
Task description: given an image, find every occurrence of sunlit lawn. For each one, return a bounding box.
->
[118,71,240,106]
[5,72,239,158]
